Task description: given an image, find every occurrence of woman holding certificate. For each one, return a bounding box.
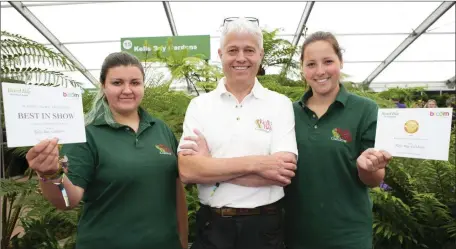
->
[283,31,392,249]
[25,52,188,249]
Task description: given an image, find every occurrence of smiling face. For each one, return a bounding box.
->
[218,32,263,84]
[301,40,343,97]
[102,65,144,115]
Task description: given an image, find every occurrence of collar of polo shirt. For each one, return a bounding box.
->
[214,77,267,99]
[91,106,156,128]
[299,83,349,108]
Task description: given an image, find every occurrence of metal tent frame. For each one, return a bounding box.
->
[2,1,455,90]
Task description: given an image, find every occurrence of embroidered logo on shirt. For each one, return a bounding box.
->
[331,128,352,143]
[255,119,272,132]
[155,144,173,155]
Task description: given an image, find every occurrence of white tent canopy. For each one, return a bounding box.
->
[1,1,455,92]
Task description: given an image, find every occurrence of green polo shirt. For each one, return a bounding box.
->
[284,84,378,249]
[62,107,182,249]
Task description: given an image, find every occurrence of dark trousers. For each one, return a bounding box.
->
[190,204,285,249]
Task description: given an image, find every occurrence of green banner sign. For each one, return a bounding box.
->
[120,35,211,61]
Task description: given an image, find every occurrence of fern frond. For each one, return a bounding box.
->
[412,193,452,224]
[370,188,421,247]
[0,178,37,197]
[21,193,80,226]
[1,30,83,87]
[1,66,82,87]
[444,220,456,238]
[1,31,77,71]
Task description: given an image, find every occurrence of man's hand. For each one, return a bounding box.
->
[178,129,296,186]
[357,148,392,172]
[179,129,210,157]
[254,154,297,185]
[226,152,297,187]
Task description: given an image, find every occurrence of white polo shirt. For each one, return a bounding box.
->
[178,77,298,208]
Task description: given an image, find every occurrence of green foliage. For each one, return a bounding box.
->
[261,29,300,77]
[142,38,222,96]
[10,201,79,249]
[258,76,305,102]
[196,82,217,93]
[344,83,396,108]
[257,74,304,87]
[425,93,455,108]
[370,188,421,248]
[0,31,82,87]
[81,89,96,114]
[372,129,456,249]
[141,83,192,139]
[256,75,397,107]
[190,63,223,85]
[1,166,81,249]
[376,87,428,107]
[185,185,200,242]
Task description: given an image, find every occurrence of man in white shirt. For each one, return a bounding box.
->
[178,17,298,249]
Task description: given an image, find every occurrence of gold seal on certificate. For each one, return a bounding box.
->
[404,120,419,134]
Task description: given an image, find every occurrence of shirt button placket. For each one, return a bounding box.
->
[311,112,318,129]
[235,102,242,122]
[234,101,242,137]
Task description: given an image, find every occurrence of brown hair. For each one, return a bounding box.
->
[300,31,343,63]
[99,51,145,85]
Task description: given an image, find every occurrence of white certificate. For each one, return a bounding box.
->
[1,82,86,147]
[374,108,453,161]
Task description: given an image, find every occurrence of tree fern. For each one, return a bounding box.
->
[141,38,222,95]
[411,193,454,247]
[1,178,80,249]
[0,178,36,249]
[261,29,300,77]
[196,82,217,93]
[0,30,82,87]
[371,188,422,248]
[0,178,36,197]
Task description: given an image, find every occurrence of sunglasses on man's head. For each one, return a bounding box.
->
[222,17,259,26]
